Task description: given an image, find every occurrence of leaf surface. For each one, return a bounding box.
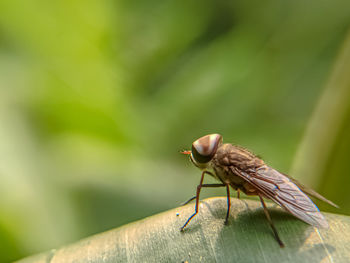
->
[17,198,350,263]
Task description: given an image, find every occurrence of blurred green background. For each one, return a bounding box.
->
[1,0,350,261]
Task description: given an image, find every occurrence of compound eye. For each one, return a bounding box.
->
[191,134,222,163]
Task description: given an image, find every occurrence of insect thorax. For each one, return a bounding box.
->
[210,144,265,186]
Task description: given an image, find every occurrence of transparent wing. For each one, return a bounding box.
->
[283,174,338,208]
[233,165,329,228]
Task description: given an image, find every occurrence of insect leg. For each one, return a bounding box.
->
[202,184,226,187]
[181,184,226,206]
[225,184,231,225]
[258,195,285,248]
[237,189,240,199]
[181,196,196,206]
[180,171,205,231]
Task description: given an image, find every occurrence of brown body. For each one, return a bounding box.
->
[207,143,330,228]
[212,144,263,195]
[181,134,337,247]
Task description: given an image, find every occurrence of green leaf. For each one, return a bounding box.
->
[16,197,350,263]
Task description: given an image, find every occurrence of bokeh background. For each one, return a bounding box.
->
[1,0,350,261]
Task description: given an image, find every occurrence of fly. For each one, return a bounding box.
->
[180,133,337,247]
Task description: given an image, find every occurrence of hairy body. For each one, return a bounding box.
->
[181,134,337,247]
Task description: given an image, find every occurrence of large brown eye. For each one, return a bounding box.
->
[191,134,222,163]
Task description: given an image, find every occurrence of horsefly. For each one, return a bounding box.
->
[180,134,337,247]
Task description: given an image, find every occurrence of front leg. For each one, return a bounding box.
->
[180,172,226,231]
[180,171,206,231]
[181,183,226,206]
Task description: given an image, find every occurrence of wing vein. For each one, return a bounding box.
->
[231,165,328,228]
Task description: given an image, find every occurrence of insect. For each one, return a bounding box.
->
[180,133,337,247]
